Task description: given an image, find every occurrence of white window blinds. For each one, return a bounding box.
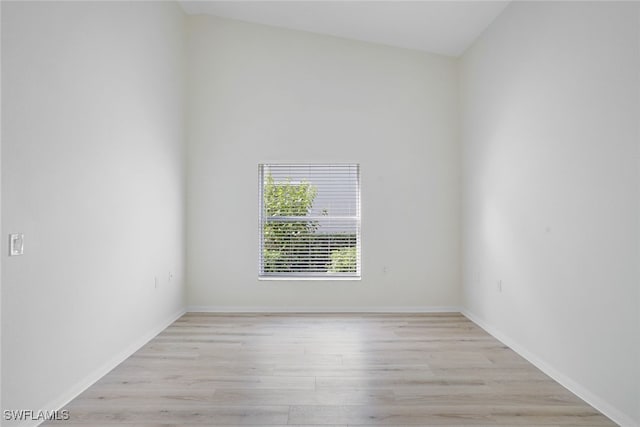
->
[259,164,361,279]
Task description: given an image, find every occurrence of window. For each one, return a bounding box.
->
[259,163,361,279]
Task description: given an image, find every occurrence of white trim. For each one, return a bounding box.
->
[258,276,361,281]
[187,306,462,313]
[258,163,361,279]
[266,215,358,221]
[461,309,638,427]
[27,308,186,427]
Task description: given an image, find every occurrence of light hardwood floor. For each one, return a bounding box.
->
[44,313,616,426]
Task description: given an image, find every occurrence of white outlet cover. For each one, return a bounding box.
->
[10,233,24,256]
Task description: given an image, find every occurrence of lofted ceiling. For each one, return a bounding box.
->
[178,1,509,57]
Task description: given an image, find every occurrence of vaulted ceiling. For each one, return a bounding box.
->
[178,1,510,57]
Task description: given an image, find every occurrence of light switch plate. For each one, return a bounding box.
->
[9,233,24,256]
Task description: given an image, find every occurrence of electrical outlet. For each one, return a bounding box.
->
[9,233,24,256]
[497,280,503,292]
[154,276,159,289]
[168,272,173,282]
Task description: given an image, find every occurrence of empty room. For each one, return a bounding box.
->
[1,0,639,426]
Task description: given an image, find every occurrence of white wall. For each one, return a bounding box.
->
[0,2,3,419]
[460,2,639,425]
[187,16,460,310]
[1,1,186,422]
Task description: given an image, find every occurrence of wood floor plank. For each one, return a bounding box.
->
[54,406,290,425]
[42,313,616,426]
[287,404,612,425]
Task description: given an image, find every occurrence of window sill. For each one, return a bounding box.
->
[258,276,361,281]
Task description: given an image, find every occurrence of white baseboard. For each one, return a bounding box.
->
[26,308,186,427]
[461,309,638,427]
[187,305,462,313]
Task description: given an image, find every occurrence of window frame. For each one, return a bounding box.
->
[258,163,361,281]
